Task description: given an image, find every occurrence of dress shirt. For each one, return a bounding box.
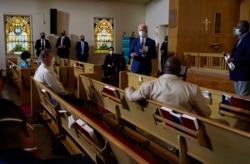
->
[34,63,68,95]
[81,41,84,52]
[125,74,211,117]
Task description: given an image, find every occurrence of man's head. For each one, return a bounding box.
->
[40,32,45,39]
[164,56,181,75]
[0,98,36,150]
[138,24,147,38]
[164,35,168,42]
[40,50,54,66]
[235,20,249,36]
[20,51,31,61]
[61,30,66,36]
[80,35,85,41]
[109,46,114,55]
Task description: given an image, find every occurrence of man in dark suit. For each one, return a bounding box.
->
[103,47,120,78]
[160,35,168,72]
[225,20,250,96]
[34,32,51,56]
[128,24,157,76]
[76,35,89,62]
[56,30,71,59]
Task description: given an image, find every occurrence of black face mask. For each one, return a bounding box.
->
[61,33,65,36]
[41,36,45,39]
[81,39,84,41]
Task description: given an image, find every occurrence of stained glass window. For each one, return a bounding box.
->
[4,15,32,55]
[94,18,114,53]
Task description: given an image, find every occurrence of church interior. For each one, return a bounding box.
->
[1,0,250,163]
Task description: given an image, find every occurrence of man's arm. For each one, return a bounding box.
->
[125,82,151,101]
[193,87,211,118]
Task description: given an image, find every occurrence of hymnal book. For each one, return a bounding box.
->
[181,114,199,131]
[74,119,102,147]
[103,85,120,99]
[75,61,83,68]
[159,106,173,127]
[231,96,250,110]
[41,89,57,105]
[169,112,185,133]
[220,93,231,112]
[231,96,250,117]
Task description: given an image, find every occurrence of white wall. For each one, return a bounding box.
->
[146,0,169,70]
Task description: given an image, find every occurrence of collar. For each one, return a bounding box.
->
[159,74,180,80]
[239,32,248,40]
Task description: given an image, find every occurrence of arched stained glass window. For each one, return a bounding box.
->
[94,18,114,53]
[4,15,32,55]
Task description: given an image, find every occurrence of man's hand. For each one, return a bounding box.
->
[131,52,137,58]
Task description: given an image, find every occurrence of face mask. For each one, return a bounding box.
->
[41,36,45,39]
[109,51,113,55]
[234,28,241,36]
[26,58,31,63]
[138,31,146,38]
[61,33,65,36]
[81,39,84,41]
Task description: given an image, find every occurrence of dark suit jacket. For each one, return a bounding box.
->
[76,41,89,62]
[128,37,157,76]
[230,32,250,81]
[160,41,168,56]
[56,36,71,58]
[103,53,120,77]
[34,39,51,56]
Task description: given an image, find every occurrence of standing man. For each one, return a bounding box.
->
[34,32,51,57]
[225,20,250,96]
[76,35,89,62]
[56,30,71,59]
[160,35,168,72]
[128,24,157,76]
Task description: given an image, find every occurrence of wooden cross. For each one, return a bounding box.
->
[203,18,211,34]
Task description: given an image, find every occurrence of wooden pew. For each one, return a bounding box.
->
[77,72,250,163]
[31,77,157,164]
[6,59,37,104]
[54,66,75,93]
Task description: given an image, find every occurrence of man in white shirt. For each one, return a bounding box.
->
[34,50,83,107]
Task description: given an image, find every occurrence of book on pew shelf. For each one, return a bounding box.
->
[220,93,231,113]
[169,112,183,126]
[82,124,102,147]
[103,85,120,99]
[231,96,250,111]
[159,106,173,127]
[41,89,57,105]
[181,114,199,131]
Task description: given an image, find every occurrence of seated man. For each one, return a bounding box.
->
[125,56,211,117]
[103,47,120,79]
[20,51,31,68]
[0,98,92,163]
[34,50,84,108]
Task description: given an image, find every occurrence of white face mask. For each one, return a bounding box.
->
[138,31,146,38]
[109,51,113,55]
[234,28,241,36]
[26,58,31,63]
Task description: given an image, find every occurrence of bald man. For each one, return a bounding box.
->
[125,56,211,117]
[128,24,157,76]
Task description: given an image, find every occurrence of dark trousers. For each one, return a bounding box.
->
[161,54,168,72]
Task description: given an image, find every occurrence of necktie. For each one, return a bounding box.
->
[61,37,64,46]
[140,39,144,48]
[81,42,84,53]
[41,40,44,50]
